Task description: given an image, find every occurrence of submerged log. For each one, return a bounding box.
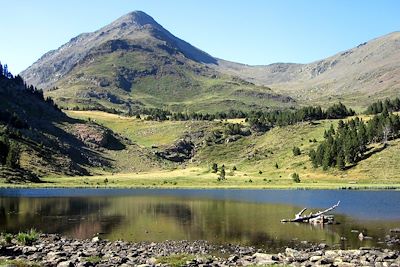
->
[281,201,340,223]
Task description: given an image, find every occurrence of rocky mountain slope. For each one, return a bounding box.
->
[214,32,400,109]
[21,11,293,113]
[0,67,159,181]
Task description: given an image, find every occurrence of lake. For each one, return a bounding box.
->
[0,189,399,252]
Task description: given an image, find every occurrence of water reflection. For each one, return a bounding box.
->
[0,190,399,251]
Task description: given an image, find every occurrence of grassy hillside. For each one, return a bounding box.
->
[49,49,295,113]
[0,71,163,182]
[51,110,400,189]
[66,110,211,148]
[22,11,296,114]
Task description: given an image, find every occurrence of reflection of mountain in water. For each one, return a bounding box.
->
[0,198,123,239]
[0,192,398,251]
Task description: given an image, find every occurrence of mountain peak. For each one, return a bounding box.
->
[107,10,160,30]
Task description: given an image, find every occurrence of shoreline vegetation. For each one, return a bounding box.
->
[0,233,399,266]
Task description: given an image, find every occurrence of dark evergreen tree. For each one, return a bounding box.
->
[6,141,19,168]
[292,146,301,156]
[211,163,218,173]
[219,165,226,180]
[336,149,345,170]
[0,135,9,165]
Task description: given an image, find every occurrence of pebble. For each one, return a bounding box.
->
[0,233,399,266]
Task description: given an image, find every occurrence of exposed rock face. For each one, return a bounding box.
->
[156,138,195,162]
[73,123,125,150]
[73,123,110,147]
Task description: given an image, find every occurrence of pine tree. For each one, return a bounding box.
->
[211,163,218,173]
[6,141,19,168]
[219,165,226,180]
[337,149,345,170]
[309,149,316,167]
[0,135,9,164]
[357,122,368,153]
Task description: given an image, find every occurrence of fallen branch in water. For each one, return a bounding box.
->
[281,201,340,223]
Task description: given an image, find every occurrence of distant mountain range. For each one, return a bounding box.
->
[216,32,400,109]
[21,11,400,112]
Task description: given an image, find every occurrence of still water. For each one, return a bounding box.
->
[0,189,399,251]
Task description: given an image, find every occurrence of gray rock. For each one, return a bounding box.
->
[57,261,74,267]
[310,255,322,262]
[228,255,239,262]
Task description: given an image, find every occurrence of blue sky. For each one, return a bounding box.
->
[1,0,399,74]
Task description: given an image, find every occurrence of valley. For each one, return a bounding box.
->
[1,11,400,188]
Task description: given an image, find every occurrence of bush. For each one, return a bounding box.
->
[1,233,13,244]
[4,233,12,244]
[211,163,218,173]
[219,165,226,180]
[292,146,301,156]
[291,173,301,183]
[16,229,39,245]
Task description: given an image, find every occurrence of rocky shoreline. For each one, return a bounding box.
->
[0,234,399,266]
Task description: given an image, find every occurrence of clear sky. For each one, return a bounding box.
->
[1,0,399,74]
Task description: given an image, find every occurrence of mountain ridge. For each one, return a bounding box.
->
[214,31,400,108]
[21,11,400,111]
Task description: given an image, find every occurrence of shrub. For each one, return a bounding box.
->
[219,165,226,180]
[211,163,218,173]
[291,173,301,183]
[17,229,39,245]
[292,146,301,156]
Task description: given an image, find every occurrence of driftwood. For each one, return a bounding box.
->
[281,201,340,223]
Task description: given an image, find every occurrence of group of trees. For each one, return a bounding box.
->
[0,134,20,168]
[247,102,355,131]
[211,163,227,181]
[365,98,400,115]
[0,110,28,129]
[132,103,355,134]
[70,105,121,114]
[0,62,60,112]
[137,108,247,122]
[0,61,65,170]
[0,62,13,79]
[309,111,400,170]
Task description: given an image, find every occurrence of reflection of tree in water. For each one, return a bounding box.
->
[0,197,122,239]
[151,203,193,224]
[136,200,394,250]
[141,200,298,250]
[1,196,398,250]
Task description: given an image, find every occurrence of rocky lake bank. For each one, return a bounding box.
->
[0,233,400,266]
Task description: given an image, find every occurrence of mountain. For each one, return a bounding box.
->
[214,32,400,109]
[0,64,160,181]
[21,11,400,112]
[21,11,294,113]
